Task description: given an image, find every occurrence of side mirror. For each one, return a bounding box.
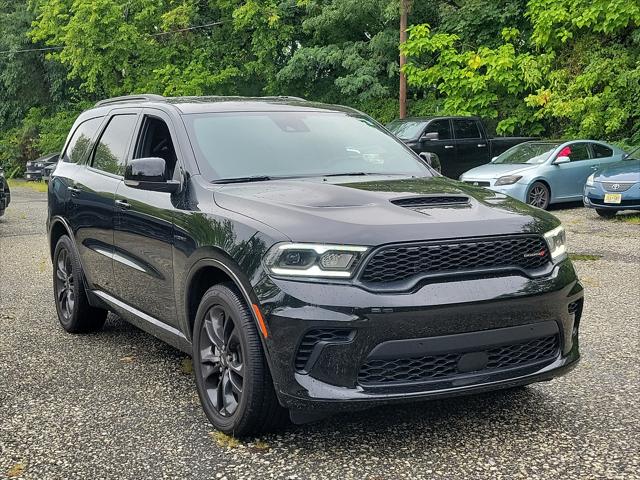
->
[420,132,439,141]
[554,156,570,165]
[491,156,498,162]
[124,157,180,193]
[419,152,442,173]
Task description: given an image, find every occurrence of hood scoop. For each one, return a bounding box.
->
[391,195,470,208]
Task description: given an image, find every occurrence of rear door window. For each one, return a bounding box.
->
[453,119,481,139]
[91,115,137,175]
[62,117,103,164]
[591,143,613,158]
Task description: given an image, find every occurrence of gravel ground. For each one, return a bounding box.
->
[1,186,638,480]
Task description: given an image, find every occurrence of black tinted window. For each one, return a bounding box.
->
[453,119,481,139]
[92,115,137,175]
[592,143,613,158]
[424,120,452,140]
[62,117,103,164]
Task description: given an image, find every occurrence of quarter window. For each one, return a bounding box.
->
[591,143,613,158]
[453,119,481,139]
[62,117,103,164]
[92,115,137,175]
[424,120,452,140]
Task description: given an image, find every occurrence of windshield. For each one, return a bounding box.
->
[624,145,640,160]
[184,112,432,181]
[493,142,561,165]
[386,120,426,140]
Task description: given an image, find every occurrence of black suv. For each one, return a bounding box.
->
[47,95,583,436]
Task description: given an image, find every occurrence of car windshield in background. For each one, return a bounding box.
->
[386,120,425,140]
[184,112,431,181]
[493,142,561,165]
[624,145,640,160]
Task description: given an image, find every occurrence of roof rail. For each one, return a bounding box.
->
[95,94,166,107]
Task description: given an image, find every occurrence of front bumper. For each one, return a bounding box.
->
[255,259,583,411]
[462,179,529,203]
[584,183,640,210]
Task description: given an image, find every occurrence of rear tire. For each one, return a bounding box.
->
[527,182,550,210]
[193,284,287,437]
[596,208,617,218]
[53,235,108,333]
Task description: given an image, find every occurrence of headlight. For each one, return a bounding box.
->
[544,225,567,262]
[586,173,595,187]
[495,175,522,186]
[264,243,368,278]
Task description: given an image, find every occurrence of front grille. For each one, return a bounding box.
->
[358,335,559,385]
[602,182,635,192]
[463,180,490,187]
[360,236,550,284]
[295,329,353,371]
[392,196,469,207]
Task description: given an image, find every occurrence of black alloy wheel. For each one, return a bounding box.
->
[527,182,550,210]
[198,304,245,417]
[193,284,287,436]
[52,235,108,333]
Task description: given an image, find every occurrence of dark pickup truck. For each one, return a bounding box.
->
[387,116,536,179]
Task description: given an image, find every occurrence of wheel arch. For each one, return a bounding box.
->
[183,253,265,344]
[528,178,553,203]
[49,216,75,260]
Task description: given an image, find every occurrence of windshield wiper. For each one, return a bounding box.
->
[622,145,640,160]
[212,175,273,184]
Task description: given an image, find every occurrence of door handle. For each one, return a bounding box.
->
[115,199,131,210]
[477,143,487,147]
[68,186,81,196]
[444,145,454,149]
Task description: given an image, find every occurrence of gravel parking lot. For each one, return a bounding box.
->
[1,185,638,480]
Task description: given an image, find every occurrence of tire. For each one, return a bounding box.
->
[193,283,287,437]
[596,208,617,218]
[527,181,550,210]
[53,235,108,333]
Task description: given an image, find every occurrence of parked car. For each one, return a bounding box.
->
[0,168,10,217]
[386,116,536,179]
[584,146,640,217]
[48,95,583,437]
[25,153,59,181]
[460,140,624,209]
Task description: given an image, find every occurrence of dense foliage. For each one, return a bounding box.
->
[0,0,638,175]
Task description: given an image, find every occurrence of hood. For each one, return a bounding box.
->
[461,163,538,180]
[595,160,640,182]
[213,176,557,245]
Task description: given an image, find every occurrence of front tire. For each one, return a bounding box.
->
[527,182,550,210]
[596,208,617,218]
[193,284,287,437]
[53,235,108,333]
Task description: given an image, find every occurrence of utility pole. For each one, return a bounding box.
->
[399,0,410,119]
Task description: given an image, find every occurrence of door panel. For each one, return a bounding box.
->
[113,111,179,326]
[548,143,592,199]
[417,119,456,177]
[453,119,489,179]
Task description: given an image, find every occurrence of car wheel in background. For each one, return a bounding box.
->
[527,182,550,210]
[53,235,108,333]
[193,283,287,436]
[596,209,617,218]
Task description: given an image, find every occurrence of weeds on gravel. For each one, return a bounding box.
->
[6,463,25,477]
[180,357,194,374]
[570,253,603,261]
[617,214,640,225]
[7,179,48,193]
[210,431,241,448]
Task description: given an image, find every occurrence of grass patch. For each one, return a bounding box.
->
[569,253,602,261]
[7,179,48,193]
[617,214,640,225]
[180,357,193,374]
[210,431,241,448]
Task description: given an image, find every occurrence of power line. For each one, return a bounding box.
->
[0,20,224,55]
